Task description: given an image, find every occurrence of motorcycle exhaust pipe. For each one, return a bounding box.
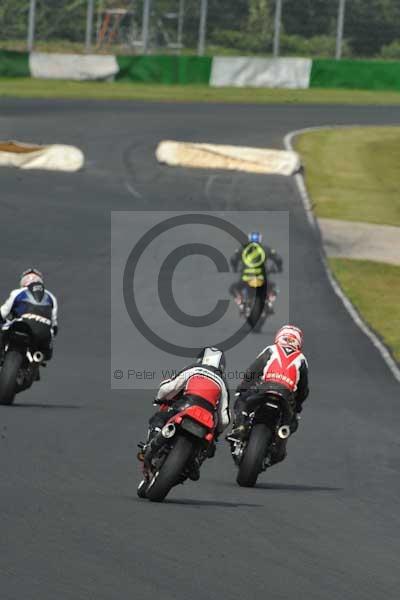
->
[161,423,176,439]
[278,425,291,439]
[33,351,44,363]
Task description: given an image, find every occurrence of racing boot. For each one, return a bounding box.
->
[137,442,146,462]
[137,426,162,462]
[225,411,249,443]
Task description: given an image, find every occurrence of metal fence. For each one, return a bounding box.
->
[1,1,400,59]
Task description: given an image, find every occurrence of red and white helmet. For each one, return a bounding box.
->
[274,325,304,351]
[20,268,44,288]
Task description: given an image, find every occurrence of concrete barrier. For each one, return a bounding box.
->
[210,57,312,89]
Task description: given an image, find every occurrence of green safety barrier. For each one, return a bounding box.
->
[310,59,400,91]
[116,55,212,85]
[0,50,30,78]
[1,49,400,91]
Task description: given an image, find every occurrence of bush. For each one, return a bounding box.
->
[281,34,350,58]
[208,31,352,59]
[380,40,400,59]
[210,29,272,54]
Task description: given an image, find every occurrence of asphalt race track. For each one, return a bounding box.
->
[1,99,400,600]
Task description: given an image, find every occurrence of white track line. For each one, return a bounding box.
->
[284,126,400,384]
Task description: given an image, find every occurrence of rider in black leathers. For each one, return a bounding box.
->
[230,231,283,314]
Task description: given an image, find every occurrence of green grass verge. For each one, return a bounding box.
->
[329,258,400,362]
[295,127,400,226]
[2,78,400,105]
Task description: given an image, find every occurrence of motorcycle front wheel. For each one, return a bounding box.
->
[237,423,272,487]
[0,350,23,406]
[146,435,194,502]
[137,479,149,499]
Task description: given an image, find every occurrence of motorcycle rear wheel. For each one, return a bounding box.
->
[146,435,194,502]
[237,423,272,487]
[247,296,263,329]
[0,350,23,406]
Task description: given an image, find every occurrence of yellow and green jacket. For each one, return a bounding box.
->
[230,243,283,285]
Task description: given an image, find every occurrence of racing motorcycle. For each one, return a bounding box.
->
[239,281,278,330]
[0,317,48,405]
[137,399,216,502]
[227,386,294,487]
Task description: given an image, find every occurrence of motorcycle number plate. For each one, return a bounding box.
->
[181,418,208,439]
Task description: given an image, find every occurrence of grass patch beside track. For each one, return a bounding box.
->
[328,258,400,362]
[2,78,400,105]
[295,127,400,226]
[297,127,400,365]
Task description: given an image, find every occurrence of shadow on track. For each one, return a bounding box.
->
[217,479,341,493]
[254,483,342,492]
[164,498,262,508]
[11,403,81,410]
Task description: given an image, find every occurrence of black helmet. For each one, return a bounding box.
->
[197,347,226,374]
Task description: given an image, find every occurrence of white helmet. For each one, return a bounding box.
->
[275,325,304,351]
[20,268,44,288]
[197,347,226,373]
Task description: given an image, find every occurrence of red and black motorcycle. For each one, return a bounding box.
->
[137,399,216,502]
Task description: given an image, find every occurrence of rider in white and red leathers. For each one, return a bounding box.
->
[229,325,309,464]
[148,347,230,439]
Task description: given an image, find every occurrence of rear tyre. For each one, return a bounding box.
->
[248,296,263,329]
[146,435,194,502]
[253,312,267,333]
[237,424,272,487]
[0,351,23,406]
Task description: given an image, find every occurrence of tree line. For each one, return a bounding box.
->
[206,0,400,57]
[1,0,400,58]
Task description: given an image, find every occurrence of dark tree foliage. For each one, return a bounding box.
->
[35,0,87,42]
[2,0,400,56]
[181,0,249,46]
[282,0,337,37]
[346,0,400,56]
[208,0,249,32]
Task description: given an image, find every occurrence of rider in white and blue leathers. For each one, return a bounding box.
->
[0,268,58,360]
